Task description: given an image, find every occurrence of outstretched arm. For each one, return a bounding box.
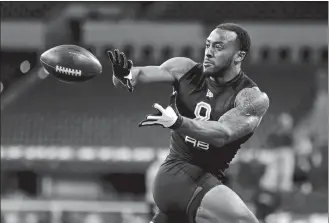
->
[113,57,197,89]
[176,87,270,147]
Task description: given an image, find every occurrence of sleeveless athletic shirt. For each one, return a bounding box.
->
[166,63,257,178]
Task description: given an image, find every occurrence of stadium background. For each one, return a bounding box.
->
[0,2,328,223]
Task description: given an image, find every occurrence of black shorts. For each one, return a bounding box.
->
[151,160,222,223]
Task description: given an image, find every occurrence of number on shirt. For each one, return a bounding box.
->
[184,101,212,150]
[194,102,211,121]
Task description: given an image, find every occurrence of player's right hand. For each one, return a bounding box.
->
[107,49,134,92]
[139,91,183,129]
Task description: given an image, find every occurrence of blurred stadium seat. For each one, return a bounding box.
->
[148,2,327,22]
[0,2,63,20]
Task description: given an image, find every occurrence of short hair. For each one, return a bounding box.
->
[216,23,251,55]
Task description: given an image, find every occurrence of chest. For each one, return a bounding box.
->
[176,84,238,121]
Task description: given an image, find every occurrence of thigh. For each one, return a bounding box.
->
[153,161,222,223]
[195,185,259,223]
[153,162,199,215]
[185,172,222,223]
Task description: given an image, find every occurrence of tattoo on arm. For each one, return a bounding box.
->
[176,87,270,147]
[219,87,270,142]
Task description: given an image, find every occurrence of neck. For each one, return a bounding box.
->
[210,64,241,85]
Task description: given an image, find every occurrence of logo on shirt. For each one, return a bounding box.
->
[206,89,213,98]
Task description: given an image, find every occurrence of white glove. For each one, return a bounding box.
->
[139,103,182,129]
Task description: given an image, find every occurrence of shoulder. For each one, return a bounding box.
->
[235,87,270,116]
[160,57,198,80]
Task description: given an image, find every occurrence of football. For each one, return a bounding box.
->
[40,45,102,83]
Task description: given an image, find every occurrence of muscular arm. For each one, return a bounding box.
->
[113,57,197,89]
[176,87,270,147]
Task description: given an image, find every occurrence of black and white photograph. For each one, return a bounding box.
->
[1,1,328,223]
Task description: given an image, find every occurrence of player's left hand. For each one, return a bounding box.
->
[139,92,183,129]
[107,49,134,92]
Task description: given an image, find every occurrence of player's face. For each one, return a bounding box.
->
[203,29,240,76]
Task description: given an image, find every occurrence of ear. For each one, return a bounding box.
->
[235,51,247,63]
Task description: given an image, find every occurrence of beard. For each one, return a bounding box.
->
[202,57,233,77]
